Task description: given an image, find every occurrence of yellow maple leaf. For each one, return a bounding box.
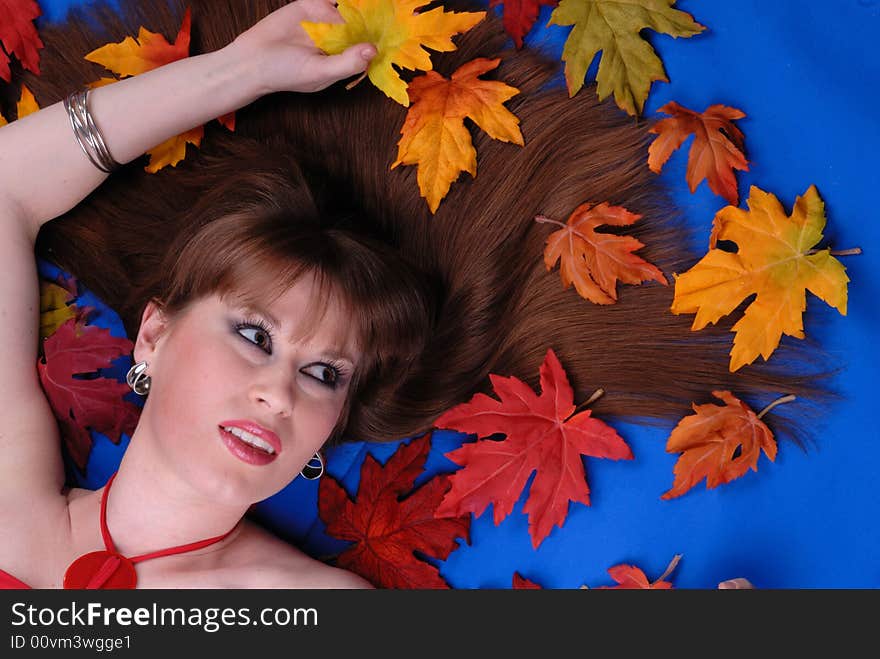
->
[0,84,40,125]
[302,0,485,106]
[671,185,849,372]
[548,0,704,116]
[39,281,78,341]
[144,125,205,173]
[390,57,523,213]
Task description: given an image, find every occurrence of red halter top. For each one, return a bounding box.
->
[0,472,238,589]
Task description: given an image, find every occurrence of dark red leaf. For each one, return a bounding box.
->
[489,0,559,49]
[37,318,140,471]
[319,433,471,589]
[0,0,44,82]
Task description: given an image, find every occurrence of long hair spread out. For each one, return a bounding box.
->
[17,0,842,446]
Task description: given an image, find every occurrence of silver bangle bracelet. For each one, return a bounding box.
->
[62,89,122,174]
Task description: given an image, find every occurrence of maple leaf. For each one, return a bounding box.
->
[512,573,543,589]
[318,434,470,589]
[39,281,78,341]
[547,0,705,116]
[489,0,559,49]
[301,0,485,106]
[84,9,234,172]
[37,318,141,471]
[39,274,93,351]
[648,101,748,205]
[85,8,192,76]
[537,202,667,304]
[661,391,780,500]
[0,83,39,126]
[0,0,43,82]
[670,185,849,372]
[434,348,632,549]
[391,57,523,213]
[143,125,204,174]
[597,554,680,588]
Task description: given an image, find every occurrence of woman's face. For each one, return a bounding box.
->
[133,273,360,505]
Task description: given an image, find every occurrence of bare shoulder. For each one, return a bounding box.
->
[222,519,374,589]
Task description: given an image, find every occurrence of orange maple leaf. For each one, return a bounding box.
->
[391,57,523,213]
[84,8,234,172]
[661,391,786,500]
[648,101,748,205]
[85,8,192,75]
[597,555,681,589]
[537,202,667,304]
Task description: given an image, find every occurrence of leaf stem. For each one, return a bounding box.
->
[757,394,796,419]
[806,247,862,256]
[570,388,604,417]
[534,214,567,229]
[345,71,368,91]
[655,554,682,584]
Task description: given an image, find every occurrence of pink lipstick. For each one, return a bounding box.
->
[217,420,282,466]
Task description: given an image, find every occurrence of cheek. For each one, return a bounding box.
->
[288,391,345,455]
[148,333,245,440]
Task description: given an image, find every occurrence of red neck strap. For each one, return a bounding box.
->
[100,472,238,564]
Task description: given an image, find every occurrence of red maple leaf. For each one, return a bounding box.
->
[512,573,543,589]
[434,348,633,548]
[0,0,44,82]
[596,555,681,589]
[37,318,141,471]
[318,433,471,589]
[489,0,559,49]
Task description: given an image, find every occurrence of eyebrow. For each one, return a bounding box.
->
[237,302,357,365]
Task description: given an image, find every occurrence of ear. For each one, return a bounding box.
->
[133,299,171,365]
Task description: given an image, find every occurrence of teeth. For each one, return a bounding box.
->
[222,426,275,454]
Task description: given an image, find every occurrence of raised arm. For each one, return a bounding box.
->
[0,0,375,499]
[1,0,375,239]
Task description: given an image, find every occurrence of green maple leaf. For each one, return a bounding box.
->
[548,0,705,115]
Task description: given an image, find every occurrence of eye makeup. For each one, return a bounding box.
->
[232,315,349,390]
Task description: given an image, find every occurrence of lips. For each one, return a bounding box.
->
[218,419,282,466]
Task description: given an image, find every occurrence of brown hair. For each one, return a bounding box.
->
[18,0,843,449]
[135,153,436,444]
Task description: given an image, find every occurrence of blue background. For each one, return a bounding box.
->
[32,0,880,588]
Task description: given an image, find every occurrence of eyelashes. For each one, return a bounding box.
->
[234,316,274,352]
[233,316,346,390]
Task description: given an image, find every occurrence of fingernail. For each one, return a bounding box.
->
[360,46,376,60]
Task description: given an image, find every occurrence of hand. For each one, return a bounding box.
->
[229,0,376,95]
[717,577,754,589]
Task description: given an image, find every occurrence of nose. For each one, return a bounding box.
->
[248,369,294,418]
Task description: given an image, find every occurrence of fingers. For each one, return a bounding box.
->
[303,0,344,23]
[321,42,377,82]
[717,577,754,589]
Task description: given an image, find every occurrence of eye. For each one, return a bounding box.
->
[301,363,342,389]
[234,319,273,353]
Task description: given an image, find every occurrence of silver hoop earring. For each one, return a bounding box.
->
[300,452,324,480]
[126,360,151,396]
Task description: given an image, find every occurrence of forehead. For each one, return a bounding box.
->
[222,275,361,362]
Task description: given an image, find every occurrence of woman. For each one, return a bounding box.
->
[0,0,439,588]
[2,0,826,588]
